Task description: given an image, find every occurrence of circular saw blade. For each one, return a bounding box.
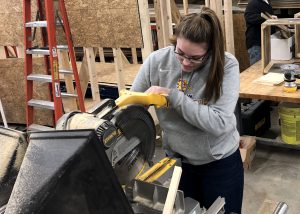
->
[113,147,146,185]
[112,105,156,185]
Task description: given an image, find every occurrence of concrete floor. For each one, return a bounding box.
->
[153,142,300,214]
[243,144,300,214]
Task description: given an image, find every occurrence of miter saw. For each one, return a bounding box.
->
[56,90,168,185]
[1,90,227,214]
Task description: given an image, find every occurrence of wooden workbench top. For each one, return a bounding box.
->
[240,61,300,103]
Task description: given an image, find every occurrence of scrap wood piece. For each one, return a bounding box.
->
[162,166,182,214]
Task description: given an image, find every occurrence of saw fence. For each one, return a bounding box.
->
[0,0,246,125]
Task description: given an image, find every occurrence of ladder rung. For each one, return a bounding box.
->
[26,48,50,55]
[61,92,78,98]
[25,21,47,27]
[57,45,68,50]
[27,74,52,82]
[28,124,55,131]
[28,99,54,110]
[25,20,63,28]
[59,69,73,74]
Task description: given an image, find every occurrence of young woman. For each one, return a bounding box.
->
[131,6,243,213]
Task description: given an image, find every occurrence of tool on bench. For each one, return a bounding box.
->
[281,64,300,93]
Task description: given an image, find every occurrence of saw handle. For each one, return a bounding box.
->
[115,90,168,108]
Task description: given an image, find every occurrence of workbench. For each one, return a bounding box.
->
[239,60,300,149]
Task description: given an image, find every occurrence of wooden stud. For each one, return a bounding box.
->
[160,0,171,47]
[205,0,210,7]
[224,0,235,54]
[85,47,100,102]
[0,46,6,59]
[261,24,271,74]
[16,46,25,58]
[0,99,8,128]
[295,13,300,58]
[78,53,90,96]
[131,48,138,64]
[154,0,165,49]
[209,0,216,12]
[170,0,181,25]
[138,0,153,61]
[166,0,173,35]
[113,48,126,92]
[183,0,189,15]
[120,49,130,64]
[98,47,106,63]
[58,50,77,111]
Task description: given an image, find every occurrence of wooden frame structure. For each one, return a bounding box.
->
[261,18,300,74]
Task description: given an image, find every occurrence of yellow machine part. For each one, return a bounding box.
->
[136,157,177,183]
[115,90,168,108]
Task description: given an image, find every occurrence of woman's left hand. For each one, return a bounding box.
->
[145,86,171,95]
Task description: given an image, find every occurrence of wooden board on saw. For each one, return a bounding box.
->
[0,58,53,125]
[0,0,143,48]
[75,62,141,86]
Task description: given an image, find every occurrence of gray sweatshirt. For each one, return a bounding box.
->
[131,46,240,165]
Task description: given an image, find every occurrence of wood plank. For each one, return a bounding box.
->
[183,0,188,15]
[0,99,8,128]
[131,48,138,64]
[154,0,165,49]
[138,0,153,60]
[0,46,6,59]
[85,47,100,102]
[170,0,181,25]
[78,51,90,96]
[205,0,210,7]
[113,48,126,92]
[240,61,300,103]
[160,0,172,45]
[98,47,106,63]
[58,50,78,111]
[224,0,235,55]
[16,46,24,58]
[162,166,182,214]
[295,13,300,58]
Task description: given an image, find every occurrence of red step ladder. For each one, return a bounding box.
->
[23,0,85,130]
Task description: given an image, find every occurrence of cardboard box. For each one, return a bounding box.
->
[239,136,256,170]
[271,32,294,60]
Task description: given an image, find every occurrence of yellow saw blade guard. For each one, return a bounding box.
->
[115,90,168,108]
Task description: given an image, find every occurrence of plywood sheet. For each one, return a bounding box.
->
[0,0,143,48]
[0,58,53,125]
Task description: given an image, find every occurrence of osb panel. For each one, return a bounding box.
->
[0,0,143,48]
[0,58,53,125]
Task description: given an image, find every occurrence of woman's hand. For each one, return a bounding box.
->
[145,86,171,95]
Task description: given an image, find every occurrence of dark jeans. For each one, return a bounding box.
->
[247,45,261,65]
[179,149,244,214]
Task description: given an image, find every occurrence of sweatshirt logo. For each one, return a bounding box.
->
[177,78,191,92]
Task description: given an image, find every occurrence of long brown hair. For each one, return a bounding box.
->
[170,6,224,102]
